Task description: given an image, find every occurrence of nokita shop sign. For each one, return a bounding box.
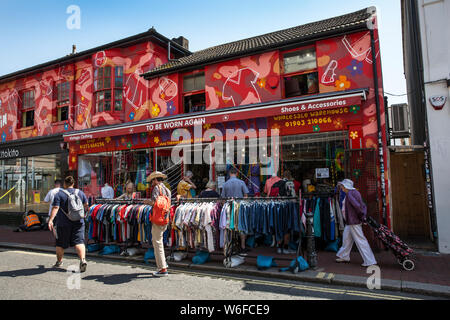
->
[64,91,365,142]
[0,148,20,159]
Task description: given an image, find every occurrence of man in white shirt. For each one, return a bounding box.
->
[101,183,114,199]
[43,180,62,218]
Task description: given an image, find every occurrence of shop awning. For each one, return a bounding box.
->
[63,89,367,143]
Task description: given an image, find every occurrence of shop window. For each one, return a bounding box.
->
[56,82,70,122]
[280,132,348,193]
[183,72,205,113]
[94,66,124,113]
[20,90,35,128]
[0,158,27,213]
[26,154,62,214]
[283,47,319,98]
[78,149,152,199]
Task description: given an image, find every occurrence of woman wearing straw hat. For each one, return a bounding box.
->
[144,171,171,277]
[335,179,377,267]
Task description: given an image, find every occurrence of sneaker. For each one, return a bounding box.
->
[79,259,87,273]
[283,248,296,255]
[277,248,283,254]
[240,248,250,256]
[335,258,350,263]
[153,269,168,277]
[53,261,63,268]
[270,236,276,247]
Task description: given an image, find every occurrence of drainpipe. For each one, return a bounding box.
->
[168,42,171,61]
[369,29,387,226]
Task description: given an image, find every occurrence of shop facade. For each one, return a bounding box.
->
[0,135,67,223]
[0,29,189,224]
[63,7,389,227]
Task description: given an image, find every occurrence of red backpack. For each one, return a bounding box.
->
[151,186,171,226]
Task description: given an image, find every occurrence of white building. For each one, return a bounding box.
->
[402,0,450,253]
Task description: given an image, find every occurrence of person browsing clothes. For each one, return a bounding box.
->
[221,167,250,254]
[144,171,171,277]
[199,181,220,198]
[177,171,196,199]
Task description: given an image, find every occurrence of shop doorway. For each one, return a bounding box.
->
[154,147,182,196]
[184,143,213,196]
[155,143,213,197]
[389,149,433,247]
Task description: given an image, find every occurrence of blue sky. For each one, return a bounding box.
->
[0,0,406,105]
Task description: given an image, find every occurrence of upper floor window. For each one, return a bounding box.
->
[56,82,70,122]
[183,72,205,113]
[94,66,124,113]
[282,47,319,98]
[20,90,35,128]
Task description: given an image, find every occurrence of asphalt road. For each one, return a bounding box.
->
[0,248,437,300]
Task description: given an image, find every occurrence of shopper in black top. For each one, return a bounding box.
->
[48,176,89,272]
[199,181,220,198]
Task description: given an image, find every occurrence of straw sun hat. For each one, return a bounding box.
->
[146,171,167,182]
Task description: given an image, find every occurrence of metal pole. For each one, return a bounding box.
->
[305,211,318,269]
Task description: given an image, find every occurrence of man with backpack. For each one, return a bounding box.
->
[48,176,89,272]
[145,171,171,277]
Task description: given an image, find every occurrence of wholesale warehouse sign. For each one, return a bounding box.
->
[64,92,364,142]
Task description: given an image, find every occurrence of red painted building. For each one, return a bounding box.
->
[0,7,389,228]
[0,29,189,217]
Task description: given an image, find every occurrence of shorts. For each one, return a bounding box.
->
[55,223,85,249]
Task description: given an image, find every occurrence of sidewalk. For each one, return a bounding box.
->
[1,225,449,298]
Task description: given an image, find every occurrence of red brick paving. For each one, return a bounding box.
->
[1,226,449,286]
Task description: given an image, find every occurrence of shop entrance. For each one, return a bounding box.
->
[155,143,213,197]
[389,149,433,244]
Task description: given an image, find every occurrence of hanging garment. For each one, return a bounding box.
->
[313,198,322,238]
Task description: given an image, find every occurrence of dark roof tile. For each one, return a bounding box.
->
[142,7,374,79]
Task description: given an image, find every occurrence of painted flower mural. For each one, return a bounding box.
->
[151,104,161,118]
[347,59,363,76]
[335,75,351,91]
[167,101,176,115]
[350,105,361,114]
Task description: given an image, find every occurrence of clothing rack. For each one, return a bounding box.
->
[176,196,304,265]
[178,196,300,202]
[302,192,336,197]
[94,198,149,204]
[90,199,154,254]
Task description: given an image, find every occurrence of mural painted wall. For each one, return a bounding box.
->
[205,51,281,110]
[0,40,170,143]
[316,29,390,226]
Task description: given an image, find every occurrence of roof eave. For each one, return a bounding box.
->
[142,19,370,80]
[0,29,191,84]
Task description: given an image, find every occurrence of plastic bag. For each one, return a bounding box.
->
[324,238,340,252]
[172,251,188,262]
[256,255,277,270]
[99,245,121,255]
[223,255,245,268]
[279,256,309,272]
[87,243,101,253]
[192,250,210,265]
[144,248,155,264]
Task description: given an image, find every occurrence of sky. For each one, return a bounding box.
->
[0,0,407,105]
